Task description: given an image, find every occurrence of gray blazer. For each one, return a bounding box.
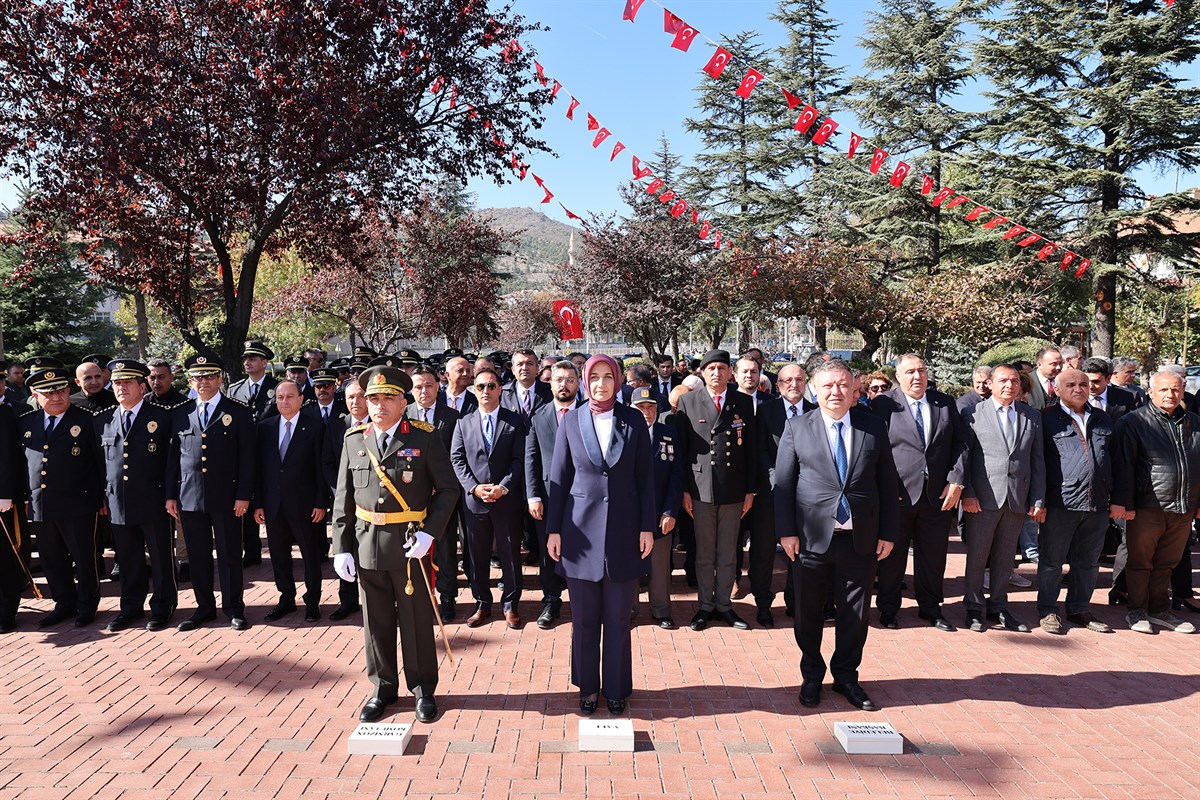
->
[960,399,1046,513]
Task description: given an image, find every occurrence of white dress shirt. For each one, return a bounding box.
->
[1062,401,1089,432]
[708,388,727,412]
[197,392,224,424]
[820,410,854,529]
[118,399,145,431]
[594,409,615,460]
[907,392,932,450]
[278,411,301,450]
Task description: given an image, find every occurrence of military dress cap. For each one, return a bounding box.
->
[27,368,71,393]
[242,340,275,359]
[82,353,113,368]
[329,357,351,372]
[394,348,422,366]
[349,355,372,371]
[25,355,64,373]
[283,355,309,371]
[368,354,402,369]
[108,359,150,381]
[310,367,339,386]
[184,354,223,376]
[699,349,731,370]
[464,353,479,362]
[352,345,378,360]
[443,348,464,359]
[630,386,657,406]
[359,365,413,396]
[488,351,509,365]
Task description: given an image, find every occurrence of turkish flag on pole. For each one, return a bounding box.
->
[703,47,732,79]
[551,80,562,99]
[1002,225,1028,240]
[567,97,580,119]
[1017,233,1042,247]
[869,148,888,175]
[965,205,990,222]
[553,300,584,340]
[671,22,700,52]
[847,132,864,159]
[735,68,764,99]
[623,0,647,22]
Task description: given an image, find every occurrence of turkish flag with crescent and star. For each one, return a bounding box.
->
[553,300,584,340]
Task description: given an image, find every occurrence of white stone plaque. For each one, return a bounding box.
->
[347,722,413,755]
[578,719,635,752]
[833,721,903,754]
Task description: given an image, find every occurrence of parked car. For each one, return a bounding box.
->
[1186,365,1200,396]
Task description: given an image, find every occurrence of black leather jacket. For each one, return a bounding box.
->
[1112,403,1200,514]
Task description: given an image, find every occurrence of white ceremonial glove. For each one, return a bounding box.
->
[0,499,11,513]
[404,531,434,560]
[334,553,357,583]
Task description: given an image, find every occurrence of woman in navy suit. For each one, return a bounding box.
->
[547,354,657,715]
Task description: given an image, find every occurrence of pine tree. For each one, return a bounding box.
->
[972,0,1200,356]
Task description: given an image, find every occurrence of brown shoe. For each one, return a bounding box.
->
[1067,611,1112,633]
[466,607,491,628]
[504,610,522,629]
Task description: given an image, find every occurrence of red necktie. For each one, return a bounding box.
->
[558,407,568,425]
[714,394,722,414]
[1047,380,1056,399]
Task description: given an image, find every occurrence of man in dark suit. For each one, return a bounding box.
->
[227,340,280,567]
[1025,347,1063,410]
[95,360,177,632]
[146,359,189,409]
[525,359,584,629]
[253,380,330,622]
[70,358,118,412]
[959,363,1046,633]
[651,354,682,412]
[405,366,461,621]
[629,387,683,627]
[19,369,104,628]
[745,348,778,396]
[450,367,527,629]
[500,349,551,425]
[733,355,773,614]
[775,359,898,712]
[957,366,992,411]
[770,364,813,620]
[673,349,758,632]
[870,355,969,631]
[440,356,478,415]
[321,378,370,621]
[1082,357,1136,421]
[0,399,24,632]
[166,355,256,632]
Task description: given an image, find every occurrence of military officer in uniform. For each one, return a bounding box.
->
[19,368,104,627]
[166,355,255,632]
[333,366,460,724]
[95,360,177,632]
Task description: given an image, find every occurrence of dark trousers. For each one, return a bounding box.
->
[1036,508,1107,616]
[180,510,245,618]
[31,515,99,614]
[434,504,463,607]
[464,509,521,612]
[692,500,741,613]
[876,497,954,618]
[265,512,324,609]
[1125,509,1193,614]
[0,508,28,621]
[565,575,637,700]
[359,561,438,700]
[1172,528,1196,600]
[532,516,564,610]
[792,534,876,685]
[111,518,177,618]
[241,515,262,561]
[677,512,696,582]
[962,507,1024,613]
[736,490,778,609]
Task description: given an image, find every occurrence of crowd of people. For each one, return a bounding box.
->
[0,339,1197,720]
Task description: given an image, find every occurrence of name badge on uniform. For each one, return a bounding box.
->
[70,425,82,437]
[402,470,414,484]
[222,414,233,426]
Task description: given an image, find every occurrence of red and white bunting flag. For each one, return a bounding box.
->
[632,155,653,179]
[560,204,582,222]
[1017,233,1042,247]
[713,231,722,249]
[735,68,764,99]
[592,128,612,148]
[782,88,803,109]
[646,178,665,194]
[847,132,863,159]
[511,153,519,169]
[889,161,911,188]
[931,187,955,206]
[811,118,839,146]
[869,148,888,175]
[982,215,1009,229]
[1166,0,1175,8]
[702,47,732,79]
[965,205,990,222]
[692,209,700,224]
[540,186,553,204]
[1075,258,1090,277]
[671,22,700,51]
[567,97,579,119]
[793,105,819,134]
[1060,252,1076,271]
[518,163,528,181]
[551,80,562,99]
[671,200,688,218]
[532,173,546,188]
[658,189,676,203]
[610,141,626,161]
[449,85,458,108]
[664,10,683,33]
[920,175,934,195]
[622,0,647,22]
[586,113,599,131]
[534,61,548,86]
[699,220,711,239]
[431,76,444,93]
[1037,243,1057,260]
[1002,225,1028,240]
[945,196,969,209]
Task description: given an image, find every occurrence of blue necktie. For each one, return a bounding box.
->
[122,410,133,437]
[483,414,494,453]
[834,421,851,525]
[199,403,209,429]
[912,400,926,448]
[280,419,292,459]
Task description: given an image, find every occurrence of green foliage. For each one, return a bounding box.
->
[928,337,983,386]
[977,337,1055,367]
[250,247,344,361]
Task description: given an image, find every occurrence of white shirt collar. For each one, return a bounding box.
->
[119,399,145,419]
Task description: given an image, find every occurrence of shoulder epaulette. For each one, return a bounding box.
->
[346,422,370,436]
[18,407,38,419]
[226,397,249,407]
[410,420,434,433]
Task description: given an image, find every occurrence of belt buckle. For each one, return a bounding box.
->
[370,511,388,526]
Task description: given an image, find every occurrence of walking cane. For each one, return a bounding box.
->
[0,512,43,600]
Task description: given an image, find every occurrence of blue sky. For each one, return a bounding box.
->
[2,0,1195,223]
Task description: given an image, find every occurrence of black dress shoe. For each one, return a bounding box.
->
[230,616,251,631]
[105,613,143,632]
[799,681,822,708]
[146,617,169,632]
[579,694,598,715]
[0,617,15,633]
[264,603,297,622]
[823,603,837,621]
[756,608,775,628]
[415,696,438,723]
[74,610,96,627]
[607,698,626,715]
[243,554,262,567]
[919,615,956,632]
[784,605,795,619]
[329,605,360,621]
[717,610,750,630]
[653,616,676,630]
[177,613,216,632]
[304,606,321,622]
[832,681,879,712]
[966,613,986,632]
[994,610,1030,632]
[360,696,395,722]
[879,613,900,629]
[689,610,710,631]
[39,607,77,628]
[1108,590,1128,606]
[1173,597,1200,613]
[537,606,556,630]
[439,602,456,622]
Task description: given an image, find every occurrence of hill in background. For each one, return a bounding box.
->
[483,206,577,292]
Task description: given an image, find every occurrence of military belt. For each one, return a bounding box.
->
[355,506,427,526]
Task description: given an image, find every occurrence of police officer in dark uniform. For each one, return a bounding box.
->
[333,366,460,724]
[19,368,104,627]
[228,341,279,565]
[166,355,255,632]
[146,359,190,409]
[95,360,177,632]
[283,355,318,403]
[309,368,346,424]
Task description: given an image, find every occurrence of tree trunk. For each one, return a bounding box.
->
[814,321,827,351]
[856,327,882,362]
[133,291,150,360]
[1091,271,1116,358]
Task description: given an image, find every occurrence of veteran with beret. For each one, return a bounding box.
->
[332,366,460,724]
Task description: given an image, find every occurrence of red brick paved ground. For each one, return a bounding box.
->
[3,539,1200,800]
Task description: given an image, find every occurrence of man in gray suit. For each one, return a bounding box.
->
[1025,347,1063,410]
[960,363,1046,633]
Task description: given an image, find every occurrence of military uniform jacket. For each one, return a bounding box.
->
[147,387,189,410]
[95,402,173,526]
[332,420,460,571]
[227,374,281,422]
[166,395,256,513]
[70,388,117,413]
[673,387,760,505]
[19,404,103,521]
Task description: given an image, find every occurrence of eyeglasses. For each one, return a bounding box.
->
[778,377,807,384]
[474,382,498,391]
[867,383,891,393]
